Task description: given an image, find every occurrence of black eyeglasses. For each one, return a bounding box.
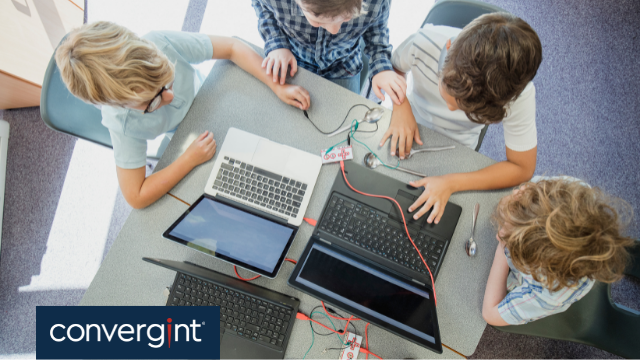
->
[144,80,174,114]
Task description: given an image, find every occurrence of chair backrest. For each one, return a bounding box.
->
[40,36,113,149]
[493,241,640,359]
[422,0,507,28]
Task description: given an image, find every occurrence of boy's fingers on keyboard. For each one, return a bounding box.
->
[415,196,436,220]
[429,202,444,224]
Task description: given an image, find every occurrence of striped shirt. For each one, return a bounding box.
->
[498,247,595,325]
[391,24,537,150]
[251,0,393,79]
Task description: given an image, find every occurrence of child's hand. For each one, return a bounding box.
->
[408,175,453,224]
[380,106,423,159]
[184,131,216,168]
[275,84,311,110]
[262,48,297,85]
[371,70,407,105]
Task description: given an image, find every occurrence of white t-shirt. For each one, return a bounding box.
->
[391,24,538,151]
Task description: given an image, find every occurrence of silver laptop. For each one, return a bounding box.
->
[204,128,322,227]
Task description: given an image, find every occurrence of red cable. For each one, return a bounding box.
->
[339,160,437,305]
[360,348,383,359]
[295,312,344,334]
[233,258,297,281]
[303,217,317,226]
[365,322,370,360]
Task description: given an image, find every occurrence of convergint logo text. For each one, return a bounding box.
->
[49,318,204,348]
[37,306,220,359]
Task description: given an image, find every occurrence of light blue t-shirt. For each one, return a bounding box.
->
[101,31,213,169]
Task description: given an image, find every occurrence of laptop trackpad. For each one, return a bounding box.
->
[221,333,282,359]
[252,139,289,174]
[389,190,428,228]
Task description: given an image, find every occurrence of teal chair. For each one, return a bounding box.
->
[493,242,640,359]
[40,37,112,149]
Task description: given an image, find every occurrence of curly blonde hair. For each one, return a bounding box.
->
[494,179,635,292]
[55,21,175,107]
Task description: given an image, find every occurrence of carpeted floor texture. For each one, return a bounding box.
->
[0,0,638,358]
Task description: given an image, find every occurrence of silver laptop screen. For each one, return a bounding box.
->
[167,197,294,273]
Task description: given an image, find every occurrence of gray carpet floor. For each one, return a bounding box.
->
[0,0,638,358]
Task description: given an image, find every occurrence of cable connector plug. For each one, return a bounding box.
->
[296,312,310,321]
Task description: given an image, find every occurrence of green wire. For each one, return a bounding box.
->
[326,119,400,170]
[303,321,314,360]
[303,310,356,359]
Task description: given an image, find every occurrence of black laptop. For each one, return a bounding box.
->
[144,258,300,359]
[288,161,462,353]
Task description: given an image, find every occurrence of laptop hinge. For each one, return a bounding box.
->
[411,279,426,286]
[318,238,332,245]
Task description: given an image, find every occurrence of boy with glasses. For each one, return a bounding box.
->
[56,21,310,209]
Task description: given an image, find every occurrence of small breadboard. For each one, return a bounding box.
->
[339,331,362,360]
[321,145,353,164]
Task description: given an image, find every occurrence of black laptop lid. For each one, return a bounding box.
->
[288,236,442,354]
[163,195,297,278]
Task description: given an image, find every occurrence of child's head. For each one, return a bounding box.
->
[55,21,175,109]
[494,179,635,292]
[296,0,364,34]
[440,12,542,124]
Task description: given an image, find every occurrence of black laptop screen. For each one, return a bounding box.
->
[295,243,436,343]
[166,196,294,273]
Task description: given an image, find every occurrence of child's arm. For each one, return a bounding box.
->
[482,242,511,326]
[117,131,216,209]
[379,68,422,159]
[208,35,309,110]
[362,1,406,105]
[408,147,537,224]
[251,0,297,85]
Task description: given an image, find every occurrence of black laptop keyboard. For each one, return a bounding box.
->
[212,157,308,218]
[319,194,448,277]
[169,273,293,349]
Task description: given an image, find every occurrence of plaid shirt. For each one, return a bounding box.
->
[251,0,393,79]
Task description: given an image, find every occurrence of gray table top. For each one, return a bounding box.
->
[81,41,513,358]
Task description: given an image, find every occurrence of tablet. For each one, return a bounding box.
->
[288,236,442,353]
[163,195,297,278]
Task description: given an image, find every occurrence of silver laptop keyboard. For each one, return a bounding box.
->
[212,156,308,218]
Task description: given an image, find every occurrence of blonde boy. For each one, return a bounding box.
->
[56,22,310,209]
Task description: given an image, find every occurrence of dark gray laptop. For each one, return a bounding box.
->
[144,258,300,359]
[288,161,462,353]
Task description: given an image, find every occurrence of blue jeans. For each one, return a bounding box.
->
[329,72,362,94]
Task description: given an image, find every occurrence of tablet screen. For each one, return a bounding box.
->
[164,196,295,275]
[295,243,437,343]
